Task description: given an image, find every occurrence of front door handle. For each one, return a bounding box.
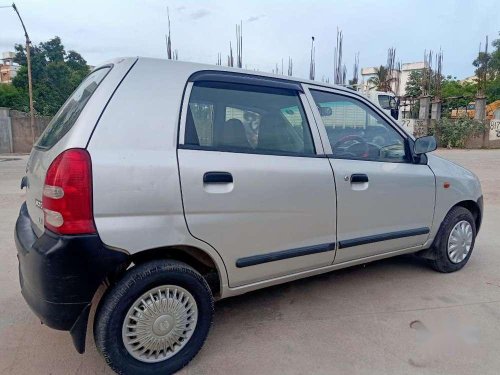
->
[203,171,233,184]
[350,174,369,183]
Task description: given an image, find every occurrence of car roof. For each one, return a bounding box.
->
[99,56,354,95]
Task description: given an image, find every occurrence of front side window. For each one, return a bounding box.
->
[310,90,407,162]
[185,82,315,156]
[36,67,111,150]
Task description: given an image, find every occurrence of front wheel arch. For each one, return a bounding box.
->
[417,200,479,261]
[454,200,482,233]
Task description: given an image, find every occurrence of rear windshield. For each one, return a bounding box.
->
[35,67,111,150]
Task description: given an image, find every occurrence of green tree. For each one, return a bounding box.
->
[485,76,500,102]
[405,70,423,98]
[11,36,90,116]
[468,32,500,102]
[441,76,477,117]
[485,33,500,102]
[488,32,500,78]
[40,37,65,62]
[367,65,394,92]
[473,51,491,95]
[0,83,24,109]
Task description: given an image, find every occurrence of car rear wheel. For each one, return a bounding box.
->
[429,206,476,273]
[94,259,214,375]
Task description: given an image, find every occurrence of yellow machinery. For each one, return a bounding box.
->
[451,100,500,120]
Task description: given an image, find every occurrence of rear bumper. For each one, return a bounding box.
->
[15,202,128,351]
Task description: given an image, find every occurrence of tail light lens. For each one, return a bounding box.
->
[43,149,96,235]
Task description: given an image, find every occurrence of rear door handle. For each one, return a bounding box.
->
[350,174,368,183]
[203,172,233,184]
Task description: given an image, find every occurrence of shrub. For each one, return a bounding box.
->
[433,118,487,148]
[0,83,24,109]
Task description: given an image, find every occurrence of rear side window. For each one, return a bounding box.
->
[35,67,111,150]
[185,82,315,156]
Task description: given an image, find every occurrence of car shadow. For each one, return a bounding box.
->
[215,253,432,313]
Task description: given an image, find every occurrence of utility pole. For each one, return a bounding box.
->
[12,3,35,143]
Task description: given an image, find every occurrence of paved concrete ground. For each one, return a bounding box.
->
[1,150,499,374]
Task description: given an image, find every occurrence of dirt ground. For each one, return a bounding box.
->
[1,149,499,374]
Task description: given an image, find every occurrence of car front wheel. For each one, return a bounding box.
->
[94,259,214,375]
[429,206,476,273]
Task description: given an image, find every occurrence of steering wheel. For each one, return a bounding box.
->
[333,135,369,158]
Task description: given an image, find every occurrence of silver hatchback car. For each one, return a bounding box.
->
[15,58,483,374]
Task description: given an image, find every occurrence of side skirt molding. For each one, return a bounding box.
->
[235,227,429,268]
[224,245,424,298]
[236,242,336,268]
[338,227,430,249]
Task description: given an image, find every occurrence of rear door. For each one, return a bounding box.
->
[177,74,337,287]
[305,86,435,263]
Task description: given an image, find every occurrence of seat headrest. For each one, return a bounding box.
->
[257,114,285,151]
[222,119,251,149]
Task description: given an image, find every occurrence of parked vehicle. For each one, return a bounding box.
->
[15,58,483,375]
[450,100,500,120]
[362,89,399,119]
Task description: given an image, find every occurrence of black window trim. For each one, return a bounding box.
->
[179,72,322,158]
[188,70,304,93]
[178,143,327,158]
[307,87,413,164]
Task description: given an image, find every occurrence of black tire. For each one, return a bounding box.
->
[429,206,476,273]
[94,259,214,375]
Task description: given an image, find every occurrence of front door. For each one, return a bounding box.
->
[177,76,337,287]
[306,87,435,263]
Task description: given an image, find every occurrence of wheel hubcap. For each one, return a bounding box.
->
[447,220,473,264]
[122,285,198,363]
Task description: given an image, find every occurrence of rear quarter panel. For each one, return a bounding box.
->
[86,58,229,289]
[25,58,138,236]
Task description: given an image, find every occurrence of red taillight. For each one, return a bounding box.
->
[43,149,96,235]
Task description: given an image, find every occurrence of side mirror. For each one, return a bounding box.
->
[414,135,437,155]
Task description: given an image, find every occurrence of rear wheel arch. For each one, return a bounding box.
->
[82,245,223,354]
[94,259,214,374]
[129,245,224,297]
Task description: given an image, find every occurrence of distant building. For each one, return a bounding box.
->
[1,52,20,84]
[459,76,476,84]
[360,61,427,97]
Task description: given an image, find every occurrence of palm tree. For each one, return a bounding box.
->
[367,65,395,92]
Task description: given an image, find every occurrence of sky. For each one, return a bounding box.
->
[0,0,498,81]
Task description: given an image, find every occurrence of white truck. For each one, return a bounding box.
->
[362,90,399,119]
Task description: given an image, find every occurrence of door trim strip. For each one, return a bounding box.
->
[338,227,430,249]
[236,242,336,268]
